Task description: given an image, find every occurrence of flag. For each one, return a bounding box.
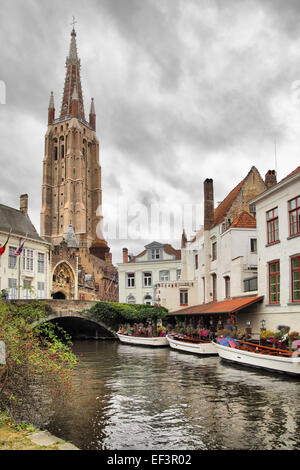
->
[15,238,26,256]
[0,230,11,257]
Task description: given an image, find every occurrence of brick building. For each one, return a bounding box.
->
[40,26,117,301]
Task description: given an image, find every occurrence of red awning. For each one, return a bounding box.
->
[168,296,263,316]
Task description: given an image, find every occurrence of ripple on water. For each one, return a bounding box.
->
[43,341,300,450]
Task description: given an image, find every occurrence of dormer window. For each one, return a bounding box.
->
[151,248,161,260]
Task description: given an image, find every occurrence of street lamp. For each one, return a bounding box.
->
[260,319,266,330]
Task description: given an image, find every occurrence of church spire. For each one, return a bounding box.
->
[48,91,55,125]
[89,97,96,131]
[60,24,85,120]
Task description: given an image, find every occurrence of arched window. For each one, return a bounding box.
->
[159,270,170,281]
[127,294,136,304]
[143,294,152,305]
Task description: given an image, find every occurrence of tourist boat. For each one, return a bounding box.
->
[166,333,218,355]
[214,339,300,376]
[116,332,169,347]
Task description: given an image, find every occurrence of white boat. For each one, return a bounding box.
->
[117,332,169,347]
[214,340,300,376]
[166,334,217,355]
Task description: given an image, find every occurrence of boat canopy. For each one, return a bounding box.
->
[168,296,264,316]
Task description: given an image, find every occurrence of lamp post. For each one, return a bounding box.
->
[260,319,266,345]
[245,320,251,338]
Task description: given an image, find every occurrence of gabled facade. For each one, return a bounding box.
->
[118,242,181,305]
[158,167,271,325]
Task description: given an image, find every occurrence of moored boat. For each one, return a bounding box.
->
[214,339,300,376]
[166,333,217,355]
[117,332,169,347]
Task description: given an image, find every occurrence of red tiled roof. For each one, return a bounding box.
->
[164,244,181,260]
[280,165,300,183]
[128,244,181,262]
[169,296,263,316]
[128,249,146,263]
[230,211,256,229]
[213,179,245,226]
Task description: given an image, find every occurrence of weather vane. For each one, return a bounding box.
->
[71,16,77,30]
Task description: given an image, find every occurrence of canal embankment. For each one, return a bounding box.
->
[0,411,79,450]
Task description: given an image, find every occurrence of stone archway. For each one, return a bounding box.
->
[52,261,76,300]
[52,291,66,299]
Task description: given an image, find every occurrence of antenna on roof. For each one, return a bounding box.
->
[274,136,278,175]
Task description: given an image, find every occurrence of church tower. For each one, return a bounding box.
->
[40,25,102,249]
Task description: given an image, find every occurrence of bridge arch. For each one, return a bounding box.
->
[34,312,116,340]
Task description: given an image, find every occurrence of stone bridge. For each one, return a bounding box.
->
[10,299,117,340]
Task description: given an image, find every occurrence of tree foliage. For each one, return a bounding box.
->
[0,299,77,421]
[88,301,169,331]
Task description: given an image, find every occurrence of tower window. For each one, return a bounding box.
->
[61,145,64,158]
[54,147,58,160]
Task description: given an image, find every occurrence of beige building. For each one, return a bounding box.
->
[0,195,51,299]
[40,26,117,301]
[118,242,182,305]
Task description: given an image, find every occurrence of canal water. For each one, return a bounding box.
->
[45,340,300,450]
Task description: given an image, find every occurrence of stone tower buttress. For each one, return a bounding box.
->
[40,26,102,249]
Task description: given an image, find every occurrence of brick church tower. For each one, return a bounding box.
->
[41,26,101,249]
[40,25,117,301]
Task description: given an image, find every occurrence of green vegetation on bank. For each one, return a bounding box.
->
[0,299,77,421]
[88,301,169,334]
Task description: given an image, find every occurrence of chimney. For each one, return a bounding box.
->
[204,178,214,230]
[181,228,187,248]
[20,194,28,217]
[123,248,128,263]
[265,170,277,188]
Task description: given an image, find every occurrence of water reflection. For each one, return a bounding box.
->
[45,341,300,450]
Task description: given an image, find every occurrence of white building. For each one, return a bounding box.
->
[118,241,182,305]
[158,167,271,329]
[0,195,51,300]
[246,165,300,332]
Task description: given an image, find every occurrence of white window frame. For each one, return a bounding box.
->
[8,246,17,269]
[38,252,45,274]
[151,248,161,260]
[159,270,170,282]
[143,271,152,287]
[23,249,34,272]
[8,278,17,299]
[37,281,45,299]
[126,272,135,288]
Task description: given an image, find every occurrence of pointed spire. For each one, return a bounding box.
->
[60,25,85,120]
[48,91,55,109]
[90,97,95,115]
[65,221,79,248]
[89,97,96,131]
[181,228,187,248]
[48,91,55,125]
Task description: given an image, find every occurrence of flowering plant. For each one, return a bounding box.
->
[217,328,232,338]
[199,328,209,337]
[157,326,167,337]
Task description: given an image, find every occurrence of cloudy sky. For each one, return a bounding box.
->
[1,0,300,263]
